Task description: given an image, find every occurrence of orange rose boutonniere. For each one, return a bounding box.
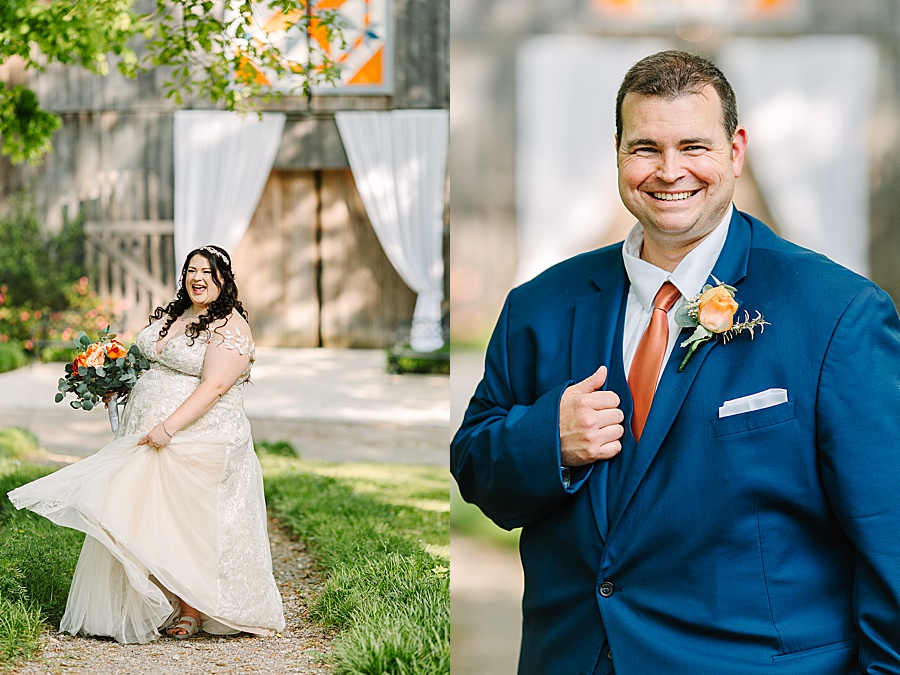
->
[674,277,769,372]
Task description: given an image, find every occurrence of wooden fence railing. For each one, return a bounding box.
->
[84,220,176,336]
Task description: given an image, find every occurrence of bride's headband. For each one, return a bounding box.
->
[201,246,230,266]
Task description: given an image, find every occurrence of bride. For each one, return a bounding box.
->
[8,245,284,642]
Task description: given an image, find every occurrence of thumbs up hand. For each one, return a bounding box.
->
[559,366,624,466]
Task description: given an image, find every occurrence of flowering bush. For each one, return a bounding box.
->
[55,329,149,412]
[0,279,126,362]
[0,196,126,364]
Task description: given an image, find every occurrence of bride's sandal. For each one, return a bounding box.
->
[167,615,200,640]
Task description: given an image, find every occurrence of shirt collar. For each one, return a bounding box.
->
[622,204,733,311]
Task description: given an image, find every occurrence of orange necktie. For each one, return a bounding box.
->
[628,281,681,441]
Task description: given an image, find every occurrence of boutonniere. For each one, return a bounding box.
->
[674,277,769,372]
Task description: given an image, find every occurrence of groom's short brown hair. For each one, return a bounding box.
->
[615,50,739,140]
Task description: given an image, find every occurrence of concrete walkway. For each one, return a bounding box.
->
[0,348,449,466]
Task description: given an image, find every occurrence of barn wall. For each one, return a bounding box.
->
[0,0,447,348]
[234,169,417,348]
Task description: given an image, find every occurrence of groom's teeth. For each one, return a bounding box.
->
[653,191,694,201]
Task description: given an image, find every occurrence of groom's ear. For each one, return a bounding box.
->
[731,126,748,178]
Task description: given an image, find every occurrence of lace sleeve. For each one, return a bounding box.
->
[202,316,255,387]
[213,325,254,358]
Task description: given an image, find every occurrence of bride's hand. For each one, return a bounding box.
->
[138,424,171,450]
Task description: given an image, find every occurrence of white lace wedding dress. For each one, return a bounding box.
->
[8,317,285,643]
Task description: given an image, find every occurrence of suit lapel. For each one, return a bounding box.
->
[570,261,628,383]
[570,252,628,542]
[607,211,754,535]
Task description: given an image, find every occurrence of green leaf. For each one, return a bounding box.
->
[70,400,82,409]
[82,400,93,411]
[673,304,696,328]
[680,325,712,348]
[79,334,91,346]
[54,392,64,403]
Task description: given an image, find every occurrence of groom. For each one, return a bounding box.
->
[451,50,900,674]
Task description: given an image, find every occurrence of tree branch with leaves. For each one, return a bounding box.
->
[0,0,344,165]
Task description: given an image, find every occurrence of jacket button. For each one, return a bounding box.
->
[599,581,615,597]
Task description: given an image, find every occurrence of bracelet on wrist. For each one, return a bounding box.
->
[162,422,174,438]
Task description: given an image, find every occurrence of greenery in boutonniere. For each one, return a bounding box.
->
[674,277,769,372]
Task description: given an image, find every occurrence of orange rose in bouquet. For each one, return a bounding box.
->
[73,352,89,371]
[56,328,150,431]
[105,340,128,360]
[83,342,107,368]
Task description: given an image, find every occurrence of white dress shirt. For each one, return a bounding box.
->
[621,205,733,382]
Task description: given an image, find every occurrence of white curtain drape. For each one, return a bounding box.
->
[335,109,449,352]
[173,110,286,274]
[720,37,878,276]
[515,37,668,284]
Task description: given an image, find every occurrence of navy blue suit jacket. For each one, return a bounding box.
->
[451,211,900,674]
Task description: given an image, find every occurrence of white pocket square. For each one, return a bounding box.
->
[718,388,788,418]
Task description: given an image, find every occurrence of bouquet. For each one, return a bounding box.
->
[55,328,150,432]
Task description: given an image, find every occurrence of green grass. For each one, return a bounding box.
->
[0,510,84,625]
[0,597,43,666]
[0,430,85,671]
[0,428,42,462]
[259,450,449,674]
[254,439,298,457]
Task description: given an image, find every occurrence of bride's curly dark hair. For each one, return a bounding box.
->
[149,245,249,345]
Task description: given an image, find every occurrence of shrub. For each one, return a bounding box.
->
[0,341,28,373]
[0,194,85,310]
[0,193,120,359]
[386,344,450,375]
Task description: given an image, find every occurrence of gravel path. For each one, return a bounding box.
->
[12,519,335,674]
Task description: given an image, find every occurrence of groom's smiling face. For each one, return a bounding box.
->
[616,84,747,261]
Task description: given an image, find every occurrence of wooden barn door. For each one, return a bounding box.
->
[233,169,417,348]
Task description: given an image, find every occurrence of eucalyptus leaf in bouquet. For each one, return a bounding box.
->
[55,327,150,431]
